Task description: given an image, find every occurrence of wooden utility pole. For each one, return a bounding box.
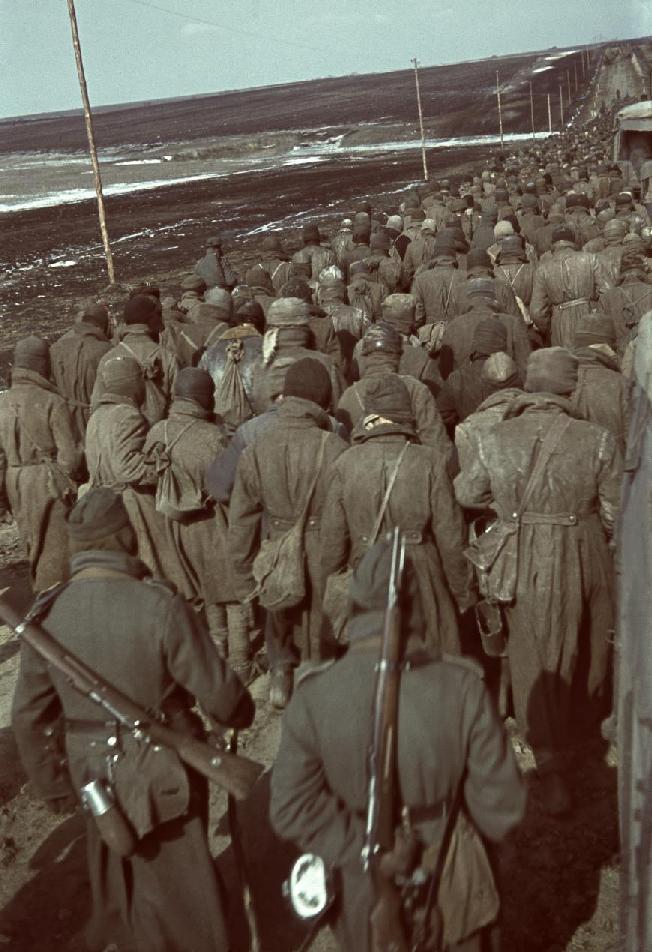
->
[529,82,536,140]
[567,70,572,104]
[66,0,115,284]
[548,92,552,133]
[496,70,504,149]
[574,61,579,92]
[559,84,564,128]
[411,58,428,182]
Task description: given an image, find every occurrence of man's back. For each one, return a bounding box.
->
[50,324,112,436]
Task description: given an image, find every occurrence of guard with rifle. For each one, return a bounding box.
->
[270,532,525,951]
[11,487,259,952]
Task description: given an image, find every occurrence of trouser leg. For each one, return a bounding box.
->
[205,603,228,658]
[226,602,253,680]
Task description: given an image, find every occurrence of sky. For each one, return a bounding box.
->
[1,0,651,119]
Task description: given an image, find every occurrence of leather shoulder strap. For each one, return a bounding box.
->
[518,414,572,517]
[369,442,409,546]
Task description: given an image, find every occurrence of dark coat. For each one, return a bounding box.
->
[571,348,630,455]
[12,549,253,952]
[412,264,467,325]
[602,277,652,350]
[144,400,231,604]
[270,642,525,952]
[50,322,112,440]
[85,395,174,583]
[437,358,497,429]
[454,394,621,769]
[336,366,451,461]
[530,244,612,347]
[320,427,475,653]
[439,302,531,379]
[228,397,348,660]
[0,369,81,592]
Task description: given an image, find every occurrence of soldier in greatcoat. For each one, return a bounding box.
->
[228,358,348,708]
[50,303,113,441]
[454,348,621,813]
[85,354,173,583]
[321,375,475,655]
[144,368,253,680]
[12,488,254,952]
[271,540,525,952]
[0,336,81,592]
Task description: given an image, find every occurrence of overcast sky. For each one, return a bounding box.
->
[1,0,650,118]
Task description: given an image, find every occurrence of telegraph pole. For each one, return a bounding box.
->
[411,57,428,181]
[567,70,572,104]
[559,84,564,128]
[496,70,504,149]
[529,81,536,140]
[66,0,115,284]
[574,61,579,92]
[548,92,552,134]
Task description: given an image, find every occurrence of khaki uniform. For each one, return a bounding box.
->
[454,394,621,772]
[0,369,80,591]
[228,397,348,666]
[412,265,467,325]
[50,322,112,440]
[12,550,254,952]
[85,396,172,582]
[530,244,612,347]
[321,427,475,653]
[144,400,231,606]
[270,643,525,952]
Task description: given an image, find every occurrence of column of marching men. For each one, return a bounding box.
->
[6,101,652,951]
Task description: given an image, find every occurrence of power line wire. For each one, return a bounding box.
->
[117,0,323,54]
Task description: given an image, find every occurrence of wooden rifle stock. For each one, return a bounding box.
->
[0,597,263,801]
[363,529,409,952]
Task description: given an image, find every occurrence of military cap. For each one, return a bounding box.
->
[603,219,628,240]
[615,192,634,208]
[124,294,159,325]
[525,347,578,395]
[467,249,493,272]
[267,297,310,327]
[360,322,403,357]
[206,236,222,248]
[370,230,391,251]
[381,293,416,330]
[498,234,526,259]
[68,488,131,543]
[14,336,49,374]
[365,373,414,427]
[174,368,214,408]
[551,226,576,244]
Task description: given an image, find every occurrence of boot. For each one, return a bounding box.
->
[269,667,294,710]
